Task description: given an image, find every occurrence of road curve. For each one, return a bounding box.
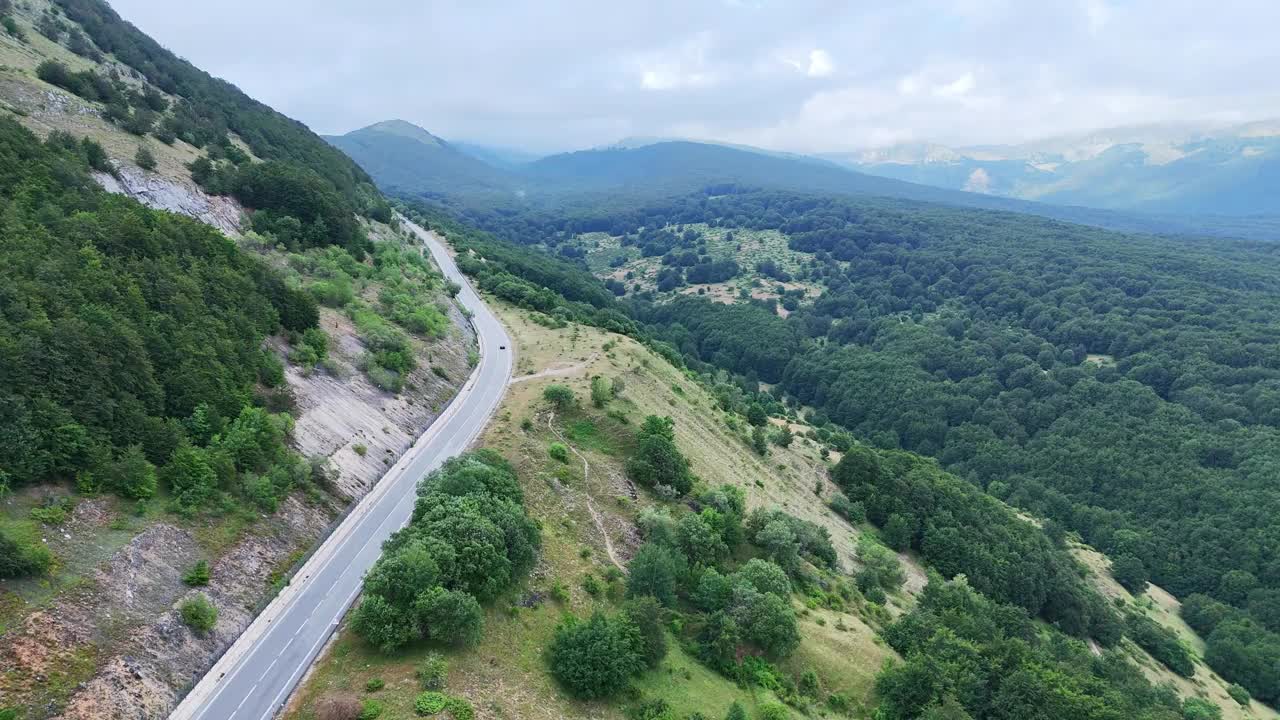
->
[170,218,512,720]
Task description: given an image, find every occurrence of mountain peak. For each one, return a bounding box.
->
[356,119,443,147]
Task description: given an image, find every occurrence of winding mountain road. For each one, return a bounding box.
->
[169,218,512,720]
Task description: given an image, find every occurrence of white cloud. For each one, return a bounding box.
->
[104,0,1280,152]
[635,32,719,91]
[807,49,835,77]
[1082,0,1112,34]
[934,71,976,98]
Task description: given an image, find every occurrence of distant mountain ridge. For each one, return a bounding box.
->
[327,119,1280,241]
[827,120,1280,216]
[324,120,513,195]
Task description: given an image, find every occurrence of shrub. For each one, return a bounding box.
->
[183,559,211,586]
[0,525,53,578]
[758,703,789,720]
[358,699,383,719]
[1228,683,1251,706]
[543,384,576,410]
[179,594,218,635]
[415,652,449,689]
[30,495,73,524]
[135,145,157,170]
[549,442,570,463]
[630,698,675,720]
[414,691,448,715]
[444,696,474,720]
[364,678,384,693]
[354,444,368,456]
[550,581,570,603]
[1181,698,1223,720]
[591,376,612,408]
[724,702,747,720]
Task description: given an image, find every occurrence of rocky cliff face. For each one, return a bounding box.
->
[93,166,243,236]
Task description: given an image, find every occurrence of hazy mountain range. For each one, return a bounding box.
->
[822,120,1280,217]
[326,119,1280,240]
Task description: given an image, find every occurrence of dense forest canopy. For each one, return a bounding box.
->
[0,117,319,569]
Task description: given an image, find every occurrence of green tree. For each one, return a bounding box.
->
[165,444,219,511]
[625,416,692,495]
[414,586,483,646]
[351,593,418,653]
[590,376,612,408]
[882,513,914,552]
[623,596,668,668]
[543,384,576,410]
[751,426,769,456]
[364,540,440,608]
[732,586,800,657]
[753,519,801,573]
[732,558,792,598]
[1218,570,1259,606]
[109,444,158,500]
[746,403,768,427]
[773,425,794,448]
[830,445,882,491]
[548,612,645,699]
[627,542,684,607]
[1111,554,1149,594]
[676,513,728,567]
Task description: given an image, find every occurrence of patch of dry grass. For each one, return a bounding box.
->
[1074,543,1275,720]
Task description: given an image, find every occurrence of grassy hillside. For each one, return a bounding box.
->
[285,298,908,720]
[1074,542,1278,720]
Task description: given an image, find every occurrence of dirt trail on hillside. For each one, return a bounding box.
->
[511,353,599,384]
[547,413,625,572]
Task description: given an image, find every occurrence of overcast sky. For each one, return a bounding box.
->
[109,0,1280,154]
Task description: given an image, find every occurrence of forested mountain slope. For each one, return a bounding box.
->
[445,185,1280,708]
[0,3,472,717]
[324,120,513,196]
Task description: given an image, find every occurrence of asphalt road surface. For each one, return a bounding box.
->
[170,219,512,720]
